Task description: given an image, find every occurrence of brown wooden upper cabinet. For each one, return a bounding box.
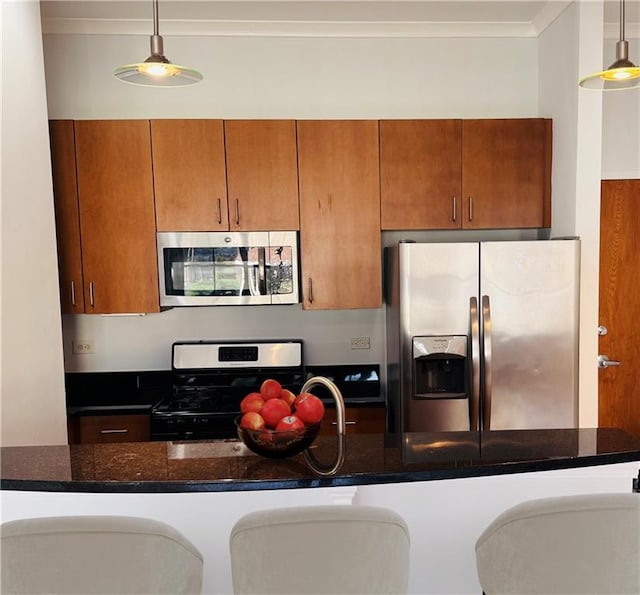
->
[297,120,382,310]
[225,120,299,230]
[380,118,552,230]
[49,120,85,314]
[151,119,228,231]
[72,120,160,313]
[380,119,462,229]
[151,119,299,231]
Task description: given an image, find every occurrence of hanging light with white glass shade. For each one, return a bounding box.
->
[579,0,640,90]
[113,0,202,87]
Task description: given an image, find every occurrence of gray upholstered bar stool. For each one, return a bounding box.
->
[1,515,203,594]
[229,505,410,594]
[475,493,640,594]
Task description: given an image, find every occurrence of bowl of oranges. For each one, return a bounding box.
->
[235,379,325,458]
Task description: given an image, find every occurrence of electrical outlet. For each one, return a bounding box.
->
[72,340,96,355]
[350,336,371,350]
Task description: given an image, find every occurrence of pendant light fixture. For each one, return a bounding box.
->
[579,0,640,90]
[113,0,202,87]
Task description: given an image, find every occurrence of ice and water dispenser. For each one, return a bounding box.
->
[413,336,468,398]
[405,335,471,432]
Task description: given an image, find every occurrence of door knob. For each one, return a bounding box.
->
[598,355,621,368]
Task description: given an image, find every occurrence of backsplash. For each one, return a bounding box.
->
[61,304,385,372]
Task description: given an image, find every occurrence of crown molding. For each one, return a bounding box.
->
[41,17,540,38]
[40,4,640,40]
[531,1,572,35]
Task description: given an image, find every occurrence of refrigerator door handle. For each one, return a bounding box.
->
[482,295,493,431]
[469,297,481,431]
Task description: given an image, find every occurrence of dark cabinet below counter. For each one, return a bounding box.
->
[68,414,150,444]
[319,405,386,436]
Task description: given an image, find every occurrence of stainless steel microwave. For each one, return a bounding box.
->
[157,231,299,306]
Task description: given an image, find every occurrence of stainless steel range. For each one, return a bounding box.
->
[151,340,304,441]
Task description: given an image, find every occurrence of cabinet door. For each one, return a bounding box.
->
[75,120,160,313]
[152,119,228,231]
[225,120,299,231]
[380,120,462,230]
[71,414,150,444]
[49,120,85,313]
[319,406,386,435]
[462,119,552,229]
[297,120,381,310]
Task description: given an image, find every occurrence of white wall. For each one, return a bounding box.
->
[540,0,606,428]
[539,2,580,238]
[0,0,67,446]
[43,35,539,119]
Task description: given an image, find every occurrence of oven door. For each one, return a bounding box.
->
[157,231,299,306]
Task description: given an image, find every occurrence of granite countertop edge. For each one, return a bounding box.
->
[2,449,639,494]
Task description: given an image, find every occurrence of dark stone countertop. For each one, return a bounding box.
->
[2,428,639,493]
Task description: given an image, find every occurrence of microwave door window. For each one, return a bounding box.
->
[163,245,270,298]
[267,245,294,295]
[166,248,216,296]
[213,246,265,297]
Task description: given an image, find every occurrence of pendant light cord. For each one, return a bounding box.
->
[620,0,626,41]
[153,0,159,36]
[149,0,164,59]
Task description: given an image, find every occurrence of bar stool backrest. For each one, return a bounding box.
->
[475,492,640,594]
[1,515,203,594]
[229,505,411,594]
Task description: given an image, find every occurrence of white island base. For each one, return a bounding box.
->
[2,461,638,594]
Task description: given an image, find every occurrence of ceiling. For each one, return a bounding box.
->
[40,0,640,38]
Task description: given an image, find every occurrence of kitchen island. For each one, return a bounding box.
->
[3,429,639,594]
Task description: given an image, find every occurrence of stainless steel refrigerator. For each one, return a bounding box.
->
[385,239,580,433]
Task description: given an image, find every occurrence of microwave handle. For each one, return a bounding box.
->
[258,247,267,295]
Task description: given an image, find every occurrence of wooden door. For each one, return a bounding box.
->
[462,119,552,229]
[380,119,462,230]
[49,120,85,313]
[598,179,640,438]
[297,120,381,310]
[152,119,228,231]
[75,120,160,313]
[225,120,299,231]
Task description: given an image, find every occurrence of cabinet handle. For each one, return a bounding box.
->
[452,196,457,222]
[235,198,240,226]
[70,281,76,307]
[217,198,222,225]
[308,278,314,304]
[89,281,95,307]
[331,421,357,426]
[100,428,129,434]
[468,196,473,222]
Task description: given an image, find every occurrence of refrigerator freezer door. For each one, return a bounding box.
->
[398,242,479,432]
[399,242,479,336]
[480,240,580,430]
